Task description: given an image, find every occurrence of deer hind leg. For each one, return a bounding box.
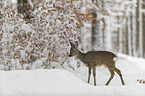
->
[113,67,125,85]
[105,69,115,86]
[87,66,91,84]
[93,66,96,86]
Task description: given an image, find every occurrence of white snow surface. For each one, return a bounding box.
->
[1,53,145,96]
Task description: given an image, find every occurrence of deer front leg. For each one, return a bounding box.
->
[93,66,96,86]
[87,66,91,84]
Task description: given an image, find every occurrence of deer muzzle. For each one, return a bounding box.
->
[69,54,72,57]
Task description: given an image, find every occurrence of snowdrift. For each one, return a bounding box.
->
[0,53,145,96]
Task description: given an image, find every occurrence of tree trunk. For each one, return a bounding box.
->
[0,0,3,31]
[17,0,27,14]
[17,0,33,22]
[138,0,143,57]
[128,11,132,56]
[91,11,101,51]
[135,0,139,57]
[125,18,129,55]
[142,0,145,58]
[132,3,137,57]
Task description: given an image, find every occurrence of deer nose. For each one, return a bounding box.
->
[69,54,72,57]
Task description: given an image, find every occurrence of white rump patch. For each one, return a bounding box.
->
[113,57,118,62]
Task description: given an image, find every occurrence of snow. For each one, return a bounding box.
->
[0,53,145,96]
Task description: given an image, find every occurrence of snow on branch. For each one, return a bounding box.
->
[0,0,88,70]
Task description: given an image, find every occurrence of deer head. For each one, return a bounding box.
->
[69,41,79,57]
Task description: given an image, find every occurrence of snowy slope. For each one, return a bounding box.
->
[0,53,145,96]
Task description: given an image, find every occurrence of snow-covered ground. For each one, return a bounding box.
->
[0,53,145,96]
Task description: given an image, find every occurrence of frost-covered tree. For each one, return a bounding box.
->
[0,0,87,70]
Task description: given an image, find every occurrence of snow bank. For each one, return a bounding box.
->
[0,69,145,96]
[1,54,145,96]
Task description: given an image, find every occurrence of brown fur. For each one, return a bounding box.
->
[69,41,125,86]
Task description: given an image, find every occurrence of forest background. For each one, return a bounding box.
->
[0,0,145,70]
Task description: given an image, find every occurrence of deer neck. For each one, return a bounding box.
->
[77,49,85,62]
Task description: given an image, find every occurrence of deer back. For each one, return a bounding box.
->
[81,51,117,67]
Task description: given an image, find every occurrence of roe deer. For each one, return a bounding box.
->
[69,41,125,86]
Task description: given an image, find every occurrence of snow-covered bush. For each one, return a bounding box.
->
[0,0,85,70]
[0,6,36,70]
[30,0,86,69]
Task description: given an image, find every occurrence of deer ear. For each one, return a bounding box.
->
[75,41,79,47]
